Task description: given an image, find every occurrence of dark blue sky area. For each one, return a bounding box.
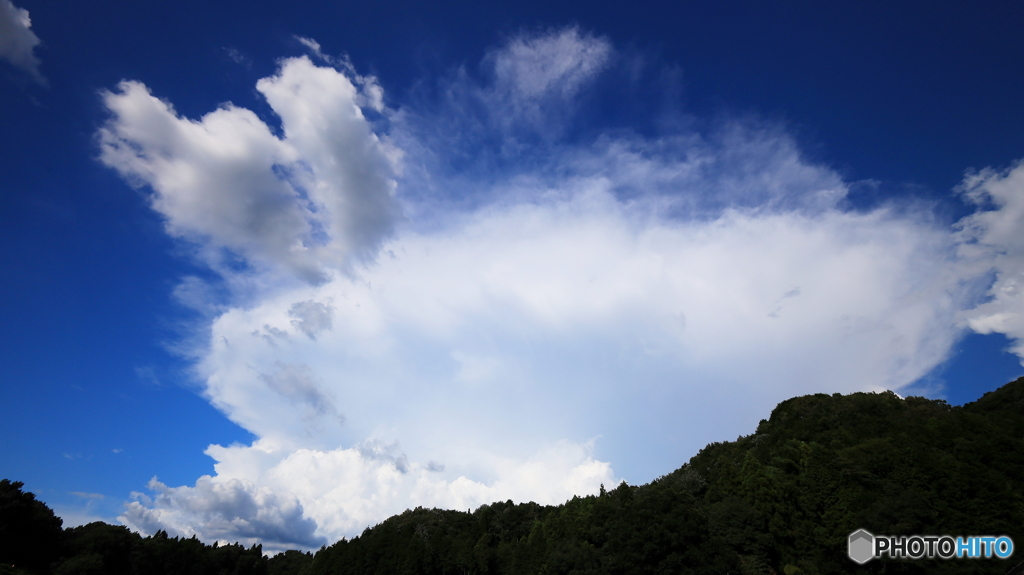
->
[18,1,1024,188]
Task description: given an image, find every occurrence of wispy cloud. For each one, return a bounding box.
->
[224,47,251,68]
[71,491,105,500]
[0,0,45,84]
[101,28,1022,550]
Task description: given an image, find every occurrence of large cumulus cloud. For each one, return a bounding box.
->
[101,28,1022,550]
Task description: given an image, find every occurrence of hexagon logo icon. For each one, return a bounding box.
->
[848,529,874,564]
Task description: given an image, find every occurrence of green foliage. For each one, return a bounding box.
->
[0,479,64,573]
[6,376,1024,574]
[50,522,268,575]
[268,550,313,575]
[301,377,1023,575]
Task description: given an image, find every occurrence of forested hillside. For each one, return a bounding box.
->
[4,378,1023,575]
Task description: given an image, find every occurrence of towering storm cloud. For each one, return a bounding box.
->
[97,28,1023,551]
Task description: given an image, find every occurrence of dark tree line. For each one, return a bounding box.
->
[0,487,277,575]
[4,377,1023,574]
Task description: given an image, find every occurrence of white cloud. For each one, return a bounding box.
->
[390,27,612,189]
[256,56,399,264]
[101,28,1022,551]
[98,56,400,285]
[195,185,962,471]
[121,476,325,552]
[956,160,1024,360]
[486,26,611,129]
[0,0,44,84]
[121,439,612,553]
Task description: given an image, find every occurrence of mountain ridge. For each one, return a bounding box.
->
[4,377,1023,574]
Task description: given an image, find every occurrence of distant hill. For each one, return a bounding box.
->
[4,378,1023,574]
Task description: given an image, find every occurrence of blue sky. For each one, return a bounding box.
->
[2,0,1023,553]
